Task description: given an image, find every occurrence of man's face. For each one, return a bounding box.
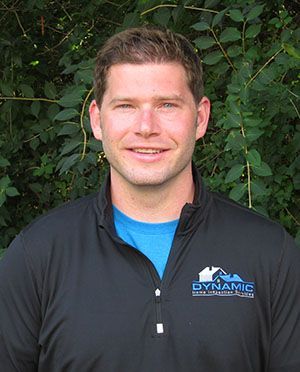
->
[90,63,210,188]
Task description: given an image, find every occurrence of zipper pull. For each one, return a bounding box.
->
[155,288,164,334]
[155,288,161,299]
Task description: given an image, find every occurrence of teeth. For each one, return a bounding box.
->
[133,149,162,154]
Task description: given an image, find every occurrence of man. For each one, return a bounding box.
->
[0,26,299,371]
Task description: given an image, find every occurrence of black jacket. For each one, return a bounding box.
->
[1,168,300,371]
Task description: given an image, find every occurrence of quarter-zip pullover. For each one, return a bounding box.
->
[0,167,300,371]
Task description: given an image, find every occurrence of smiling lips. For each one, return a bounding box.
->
[132,148,165,154]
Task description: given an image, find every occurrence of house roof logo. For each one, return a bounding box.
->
[192,266,255,298]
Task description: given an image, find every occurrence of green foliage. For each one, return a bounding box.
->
[0,0,299,253]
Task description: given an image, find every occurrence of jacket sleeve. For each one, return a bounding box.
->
[0,234,41,371]
[268,231,300,372]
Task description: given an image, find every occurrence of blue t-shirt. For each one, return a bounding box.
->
[113,206,179,279]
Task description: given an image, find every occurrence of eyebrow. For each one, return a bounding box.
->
[108,95,185,105]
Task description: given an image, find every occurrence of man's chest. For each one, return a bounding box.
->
[37,246,269,371]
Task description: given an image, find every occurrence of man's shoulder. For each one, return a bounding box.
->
[211,191,279,225]
[204,191,300,273]
[3,193,102,273]
[209,191,289,246]
[22,193,100,240]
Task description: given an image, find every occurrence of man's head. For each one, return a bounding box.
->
[93,26,204,107]
[89,27,210,193]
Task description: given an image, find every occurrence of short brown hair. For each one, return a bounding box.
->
[93,26,204,106]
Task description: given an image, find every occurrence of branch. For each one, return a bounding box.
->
[210,27,236,72]
[23,126,54,143]
[141,4,218,17]
[285,208,300,226]
[245,47,283,88]
[289,98,300,119]
[40,27,75,55]
[0,96,58,103]
[80,87,94,160]
[240,120,252,208]
[13,10,27,37]
[241,20,246,55]
[55,0,72,21]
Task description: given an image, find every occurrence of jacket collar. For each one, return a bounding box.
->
[96,163,211,234]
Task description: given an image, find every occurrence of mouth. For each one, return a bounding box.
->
[131,148,164,154]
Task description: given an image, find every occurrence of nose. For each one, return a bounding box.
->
[135,109,160,138]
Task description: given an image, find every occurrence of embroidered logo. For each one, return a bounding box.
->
[192,266,255,298]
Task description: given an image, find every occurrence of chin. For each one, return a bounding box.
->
[127,176,167,187]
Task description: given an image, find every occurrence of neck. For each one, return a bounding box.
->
[110,166,195,223]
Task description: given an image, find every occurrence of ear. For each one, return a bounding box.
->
[89,99,102,140]
[195,96,210,140]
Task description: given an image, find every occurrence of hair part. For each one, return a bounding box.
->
[93,26,204,106]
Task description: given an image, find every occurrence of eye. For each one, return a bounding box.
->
[117,104,133,109]
[162,102,174,109]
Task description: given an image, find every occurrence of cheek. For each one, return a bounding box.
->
[102,114,134,135]
[170,123,198,141]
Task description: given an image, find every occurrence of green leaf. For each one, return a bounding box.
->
[62,64,78,75]
[0,176,10,188]
[246,149,261,167]
[293,173,300,190]
[191,22,210,31]
[75,69,94,85]
[251,179,268,196]
[44,82,57,99]
[58,154,80,174]
[282,43,300,59]
[58,91,84,108]
[229,183,246,201]
[220,27,241,42]
[0,193,6,207]
[171,5,183,24]
[257,69,276,85]
[0,156,10,167]
[245,24,262,39]
[228,9,244,22]
[281,30,292,43]
[224,113,240,129]
[19,84,34,97]
[153,8,171,26]
[246,4,264,21]
[60,140,81,156]
[31,101,40,118]
[6,187,20,197]
[225,130,246,151]
[88,138,103,152]
[253,162,273,176]
[122,12,140,28]
[203,51,224,65]
[227,45,242,57]
[253,205,269,217]
[251,80,265,91]
[204,0,219,7]
[225,164,245,183]
[29,137,40,151]
[243,118,262,127]
[0,82,13,96]
[58,124,79,136]
[54,109,79,121]
[246,127,264,142]
[47,104,60,120]
[0,214,8,227]
[29,183,43,193]
[193,36,216,50]
[212,9,227,28]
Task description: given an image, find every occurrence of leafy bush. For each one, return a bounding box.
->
[0,0,299,254]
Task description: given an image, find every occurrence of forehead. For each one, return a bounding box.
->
[104,63,191,98]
